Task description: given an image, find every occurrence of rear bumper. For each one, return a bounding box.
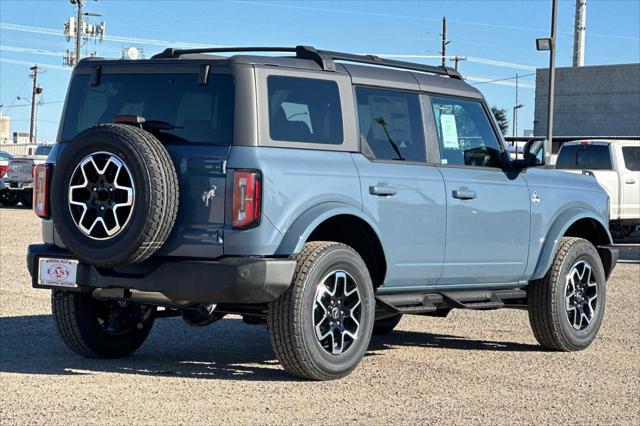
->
[2,180,32,189]
[27,244,296,304]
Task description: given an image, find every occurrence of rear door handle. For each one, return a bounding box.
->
[369,184,397,196]
[625,179,636,184]
[452,188,477,200]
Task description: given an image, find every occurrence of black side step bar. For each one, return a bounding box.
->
[151,45,462,79]
[376,288,527,318]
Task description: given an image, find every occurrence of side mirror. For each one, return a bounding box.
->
[522,138,547,167]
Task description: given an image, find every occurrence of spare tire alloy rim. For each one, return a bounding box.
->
[68,151,135,240]
[564,260,598,331]
[313,270,362,355]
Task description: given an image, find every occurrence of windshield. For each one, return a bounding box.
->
[555,144,612,170]
[34,145,52,156]
[62,73,235,145]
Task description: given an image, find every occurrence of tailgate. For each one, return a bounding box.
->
[7,158,34,183]
[157,145,230,259]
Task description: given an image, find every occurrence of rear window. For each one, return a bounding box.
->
[35,145,52,156]
[555,144,612,170]
[62,73,234,145]
[622,146,640,171]
[268,76,343,144]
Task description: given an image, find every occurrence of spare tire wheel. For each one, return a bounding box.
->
[50,124,178,267]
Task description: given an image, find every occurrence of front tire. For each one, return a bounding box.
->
[268,242,375,380]
[528,237,606,351]
[52,291,156,358]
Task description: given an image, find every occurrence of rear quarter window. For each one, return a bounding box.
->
[555,144,612,170]
[267,76,343,145]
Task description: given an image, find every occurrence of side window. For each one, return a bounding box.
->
[356,87,425,162]
[431,96,504,168]
[267,76,343,144]
[622,146,640,171]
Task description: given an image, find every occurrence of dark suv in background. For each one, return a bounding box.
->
[28,46,616,380]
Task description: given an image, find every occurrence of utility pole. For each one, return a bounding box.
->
[75,0,83,65]
[440,17,449,67]
[28,65,43,144]
[452,56,467,71]
[64,0,105,67]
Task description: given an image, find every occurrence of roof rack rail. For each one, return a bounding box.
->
[320,49,462,79]
[151,45,462,79]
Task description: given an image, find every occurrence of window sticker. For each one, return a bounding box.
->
[440,114,459,149]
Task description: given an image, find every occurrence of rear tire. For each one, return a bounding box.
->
[0,189,20,207]
[528,237,606,351]
[20,189,32,209]
[610,222,635,240]
[268,242,375,380]
[52,291,156,358]
[373,314,402,335]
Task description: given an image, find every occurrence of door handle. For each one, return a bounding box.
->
[369,184,397,196]
[452,188,477,200]
[625,179,636,184]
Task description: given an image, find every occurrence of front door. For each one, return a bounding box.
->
[353,86,446,288]
[430,95,530,285]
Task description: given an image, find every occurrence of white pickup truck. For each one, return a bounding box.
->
[555,140,640,238]
[0,144,54,208]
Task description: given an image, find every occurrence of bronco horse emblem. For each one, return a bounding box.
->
[201,186,217,207]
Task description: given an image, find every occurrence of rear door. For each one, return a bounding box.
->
[619,144,640,220]
[429,96,530,285]
[353,86,446,288]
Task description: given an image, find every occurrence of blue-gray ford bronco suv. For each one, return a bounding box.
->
[28,46,618,380]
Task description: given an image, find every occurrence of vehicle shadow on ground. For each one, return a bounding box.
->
[0,204,30,210]
[0,314,542,381]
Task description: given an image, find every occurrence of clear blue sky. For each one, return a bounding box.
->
[1,0,639,141]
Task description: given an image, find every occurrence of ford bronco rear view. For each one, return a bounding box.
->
[27,46,617,380]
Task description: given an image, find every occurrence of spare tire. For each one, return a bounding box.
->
[51,124,178,267]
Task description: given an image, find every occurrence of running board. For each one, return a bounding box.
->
[375,288,527,317]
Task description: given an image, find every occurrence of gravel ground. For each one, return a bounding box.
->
[1,206,639,425]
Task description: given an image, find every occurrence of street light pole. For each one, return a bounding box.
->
[545,0,558,164]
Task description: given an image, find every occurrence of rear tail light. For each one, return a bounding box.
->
[0,165,6,177]
[232,170,261,229]
[33,164,52,218]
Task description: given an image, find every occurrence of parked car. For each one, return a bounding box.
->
[0,151,22,207]
[1,145,55,208]
[555,140,640,239]
[27,46,617,380]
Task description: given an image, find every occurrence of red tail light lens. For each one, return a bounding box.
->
[232,170,261,229]
[0,165,6,178]
[33,164,52,218]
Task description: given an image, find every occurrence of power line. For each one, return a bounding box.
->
[470,73,535,85]
[1,100,65,108]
